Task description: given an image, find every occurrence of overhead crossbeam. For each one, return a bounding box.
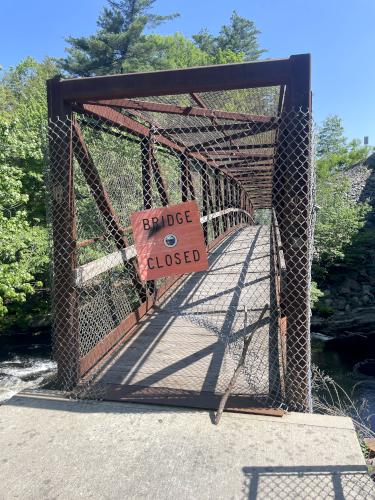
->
[187,122,278,152]
[88,98,268,123]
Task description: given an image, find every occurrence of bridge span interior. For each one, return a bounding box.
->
[47,56,313,411]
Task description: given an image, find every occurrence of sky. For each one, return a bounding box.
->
[1,0,374,142]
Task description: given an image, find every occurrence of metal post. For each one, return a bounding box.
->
[47,77,79,389]
[273,54,312,410]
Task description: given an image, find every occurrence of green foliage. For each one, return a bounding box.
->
[193,11,265,61]
[314,174,370,268]
[317,115,346,158]
[60,0,179,76]
[60,2,264,76]
[0,58,55,330]
[313,115,372,299]
[310,281,324,309]
[0,3,266,332]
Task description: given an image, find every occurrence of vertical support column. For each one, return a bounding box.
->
[208,172,220,239]
[223,176,230,231]
[141,137,155,294]
[180,155,196,202]
[215,173,224,235]
[273,54,312,411]
[151,152,169,206]
[141,137,153,210]
[201,166,209,244]
[181,155,189,202]
[47,78,79,389]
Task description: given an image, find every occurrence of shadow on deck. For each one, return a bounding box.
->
[89,226,283,410]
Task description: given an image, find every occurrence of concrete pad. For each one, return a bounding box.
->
[0,394,374,499]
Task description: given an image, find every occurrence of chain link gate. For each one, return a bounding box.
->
[46,56,314,412]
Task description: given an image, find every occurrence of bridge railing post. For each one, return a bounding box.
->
[47,78,80,389]
[272,54,313,411]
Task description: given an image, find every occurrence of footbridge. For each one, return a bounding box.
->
[47,54,314,412]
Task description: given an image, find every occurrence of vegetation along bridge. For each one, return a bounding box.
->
[47,54,314,412]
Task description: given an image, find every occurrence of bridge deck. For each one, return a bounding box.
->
[92,226,280,409]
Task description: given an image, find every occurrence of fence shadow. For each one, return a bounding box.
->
[242,465,374,499]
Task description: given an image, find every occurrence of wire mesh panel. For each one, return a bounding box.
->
[44,59,375,496]
[44,64,319,417]
[47,95,314,414]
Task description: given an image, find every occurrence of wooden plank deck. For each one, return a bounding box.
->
[92,226,281,409]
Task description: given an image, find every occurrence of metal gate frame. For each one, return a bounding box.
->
[47,54,312,410]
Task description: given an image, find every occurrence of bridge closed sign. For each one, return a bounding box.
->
[131,200,209,281]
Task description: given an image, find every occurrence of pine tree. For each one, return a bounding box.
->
[59,0,178,76]
[317,115,347,157]
[193,11,265,61]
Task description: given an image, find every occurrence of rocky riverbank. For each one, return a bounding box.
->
[314,156,375,336]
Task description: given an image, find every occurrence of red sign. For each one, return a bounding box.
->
[130,200,208,281]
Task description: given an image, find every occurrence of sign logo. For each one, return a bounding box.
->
[164,234,177,248]
[130,200,208,281]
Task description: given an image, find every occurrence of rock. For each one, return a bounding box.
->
[351,296,360,307]
[362,284,372,294]
[345,278,361,292]
[336,299,346,311]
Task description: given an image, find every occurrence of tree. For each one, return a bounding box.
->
[312,115,371,293]
[314,174,370,268]
[0,58,55,330]
[317,115,346,158]
[60,3,265,76]
[60,0,179,76]
[0,124,48,327]
[193,11,265,61]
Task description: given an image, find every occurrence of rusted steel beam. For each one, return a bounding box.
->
[210,155,274,164]
[76,102,249,194]
[222,159,274,170]
[201,168,209,244]
[190,92,207,108]
[237,179,272,185]
[158,120,275,135]
[140,137,153,210]
[47,80,79,389]
[72,122,127,247]
[90,97,267,123]
[196,143,276,153]
[202,151,274,159]
[150,146,169,207]
[279,54,312,411]
[187,121,278,152]
[180,155,196,202]
[215,172,224,234]
[207,173,220,238]
[72,121,147,302]
[223,176,230,231]
[75,103,226,172]
[59,58,291,102]
[232,172,273,179]
[277,84,286,116]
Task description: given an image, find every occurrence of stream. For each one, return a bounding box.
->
[1,329,374,432]
[0,331,56,402]
[312,332,375,431]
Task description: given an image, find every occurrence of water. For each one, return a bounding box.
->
[312,332,375,431]
[1,329,374,432]
[0,333,56,402]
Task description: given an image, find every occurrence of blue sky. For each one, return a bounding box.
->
[1,0,374,142]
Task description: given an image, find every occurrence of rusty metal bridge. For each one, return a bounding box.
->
[47,54,314,412]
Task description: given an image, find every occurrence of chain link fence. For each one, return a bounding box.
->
[46,85,316,415]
